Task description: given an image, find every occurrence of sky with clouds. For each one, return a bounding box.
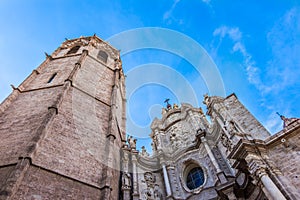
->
[0,0,299,151]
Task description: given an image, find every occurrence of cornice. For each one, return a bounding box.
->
[228,139,267,160]
[265,119,300,147]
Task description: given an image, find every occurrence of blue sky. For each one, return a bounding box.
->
[1,0,300,152]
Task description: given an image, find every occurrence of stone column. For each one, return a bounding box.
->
[200,136,222,173]
[260,174,286,200]
[161,162,172,197]
[122,149,131,200]
[122,187,131,200]
[131,153,139,198]
[248,160,286,200]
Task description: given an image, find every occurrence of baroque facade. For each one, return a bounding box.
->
[0,35,299,200]
[123,96,300,200]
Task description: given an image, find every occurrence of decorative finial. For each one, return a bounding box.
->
[44,52,52,60]
[276,112,286,120]
[65,38,69,41]
[164,98,171,109]
[10,84,16,90]
[276,112,298,128]
[93,33,96,36]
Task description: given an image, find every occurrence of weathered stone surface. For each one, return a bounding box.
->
[0,36,125,200]
[12,165,103,199]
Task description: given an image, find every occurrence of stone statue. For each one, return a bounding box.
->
[199,107,204,115]
[127,136,137,150]
[173,103,179,109]
[203,94,210,106]
[122,172,131,189]
[141,146,149,156]
[144,172,155,183]
[114,57,122,69]
[224,120,238,135]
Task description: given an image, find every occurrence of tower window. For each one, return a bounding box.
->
[186,167,205,190]
[97,50,108,63]
[47,73,57,83]
[67,46,80,55]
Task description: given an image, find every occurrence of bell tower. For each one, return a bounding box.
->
[0,36,126,199]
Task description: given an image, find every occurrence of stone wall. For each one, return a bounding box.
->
[12,165,102,199]
[223,94,270,140]
[267,127,300,199]
[0,86,63,165]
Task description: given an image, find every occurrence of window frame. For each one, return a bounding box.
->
[181,161,207,193]
[97,50,108,63]
[66,45,80,55]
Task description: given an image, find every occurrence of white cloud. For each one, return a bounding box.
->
[202,0,211,4]
[264,113,283,133]
[213,26,262,89]
[163,0,181,21]
[212,7,300,133]
[163,0,187,25]
[266,7,300,91]
[213,26,241,41]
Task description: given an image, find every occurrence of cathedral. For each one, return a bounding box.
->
[0,35,299,200]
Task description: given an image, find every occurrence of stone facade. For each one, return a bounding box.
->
[0,36,299,199]
[122,94,300,200]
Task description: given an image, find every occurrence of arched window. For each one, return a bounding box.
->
[186,167,205,190]
[97,50,108,63]
[67,46,80,55]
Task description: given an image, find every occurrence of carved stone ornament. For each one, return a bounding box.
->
[247,159,267,178]
[141,172,162,200]
[224,120,239,135]
[220,132,233,152]
[165,123,194,153]
[144,172,155,184]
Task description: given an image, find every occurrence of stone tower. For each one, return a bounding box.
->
[0,36,126,199]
